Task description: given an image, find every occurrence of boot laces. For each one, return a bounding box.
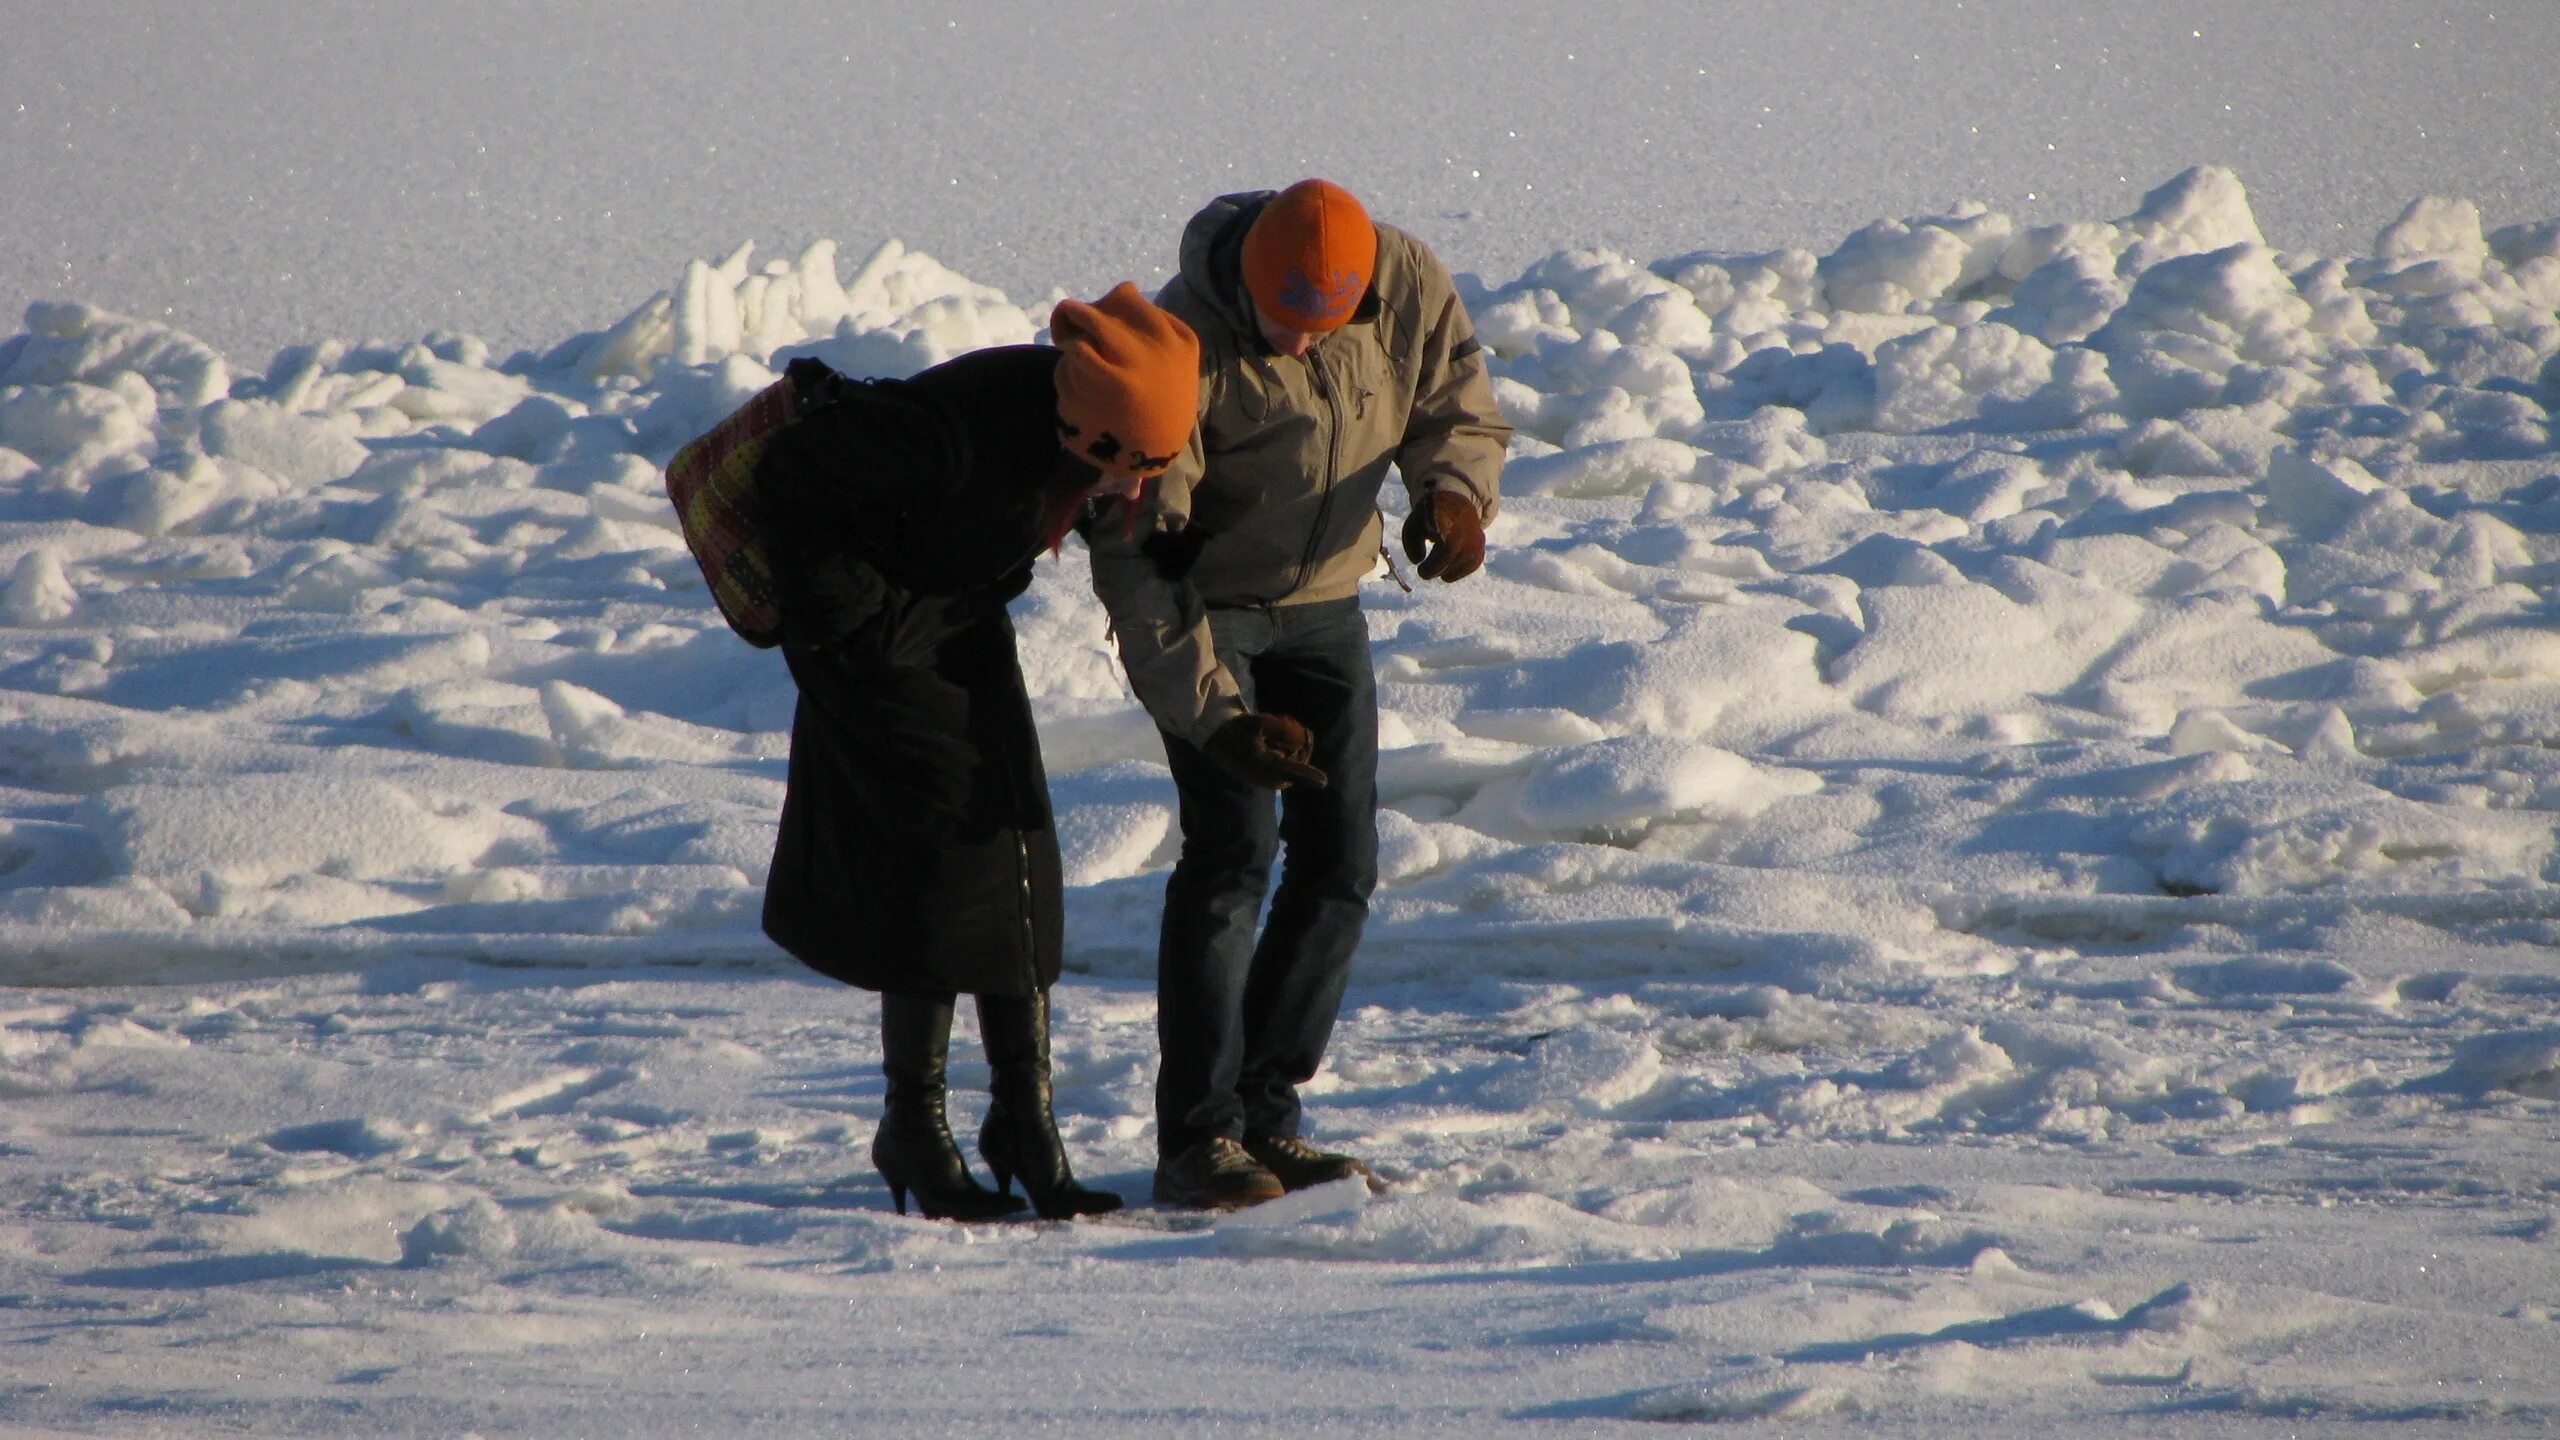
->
[1202,1137,1266,1174]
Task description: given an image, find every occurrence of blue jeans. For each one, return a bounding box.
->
[1155,598,1379,1158]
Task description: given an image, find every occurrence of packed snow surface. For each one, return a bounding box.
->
[7,161,2560,1433]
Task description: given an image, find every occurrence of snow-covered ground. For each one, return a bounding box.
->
[8,5,2560,1435]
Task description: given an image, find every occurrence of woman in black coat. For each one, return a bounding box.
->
[755,285,1199,1220]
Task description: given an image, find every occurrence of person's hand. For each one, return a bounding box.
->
[1204,713,1328,790]
[1400,489,1486,582]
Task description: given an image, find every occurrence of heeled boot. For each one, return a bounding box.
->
[872,991,1026,1221]
[976,988,1123,1219]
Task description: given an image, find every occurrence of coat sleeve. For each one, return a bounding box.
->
[1394,243,1512,522]
[1082,317,1250,745]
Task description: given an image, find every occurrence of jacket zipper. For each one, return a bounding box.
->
[1014,830,1037,991]
[1000,677,1040,990]
[1294,351,1345,596]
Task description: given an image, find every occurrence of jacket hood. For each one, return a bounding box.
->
[1174,191,1274,342]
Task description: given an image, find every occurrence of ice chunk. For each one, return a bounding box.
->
[1,302,229,409]
[1513,736,1818,840]
[2261,448,2383,537]
[1604,290,1718,352]
[2091,243,2320,416]
[0,379,155,473]
[1510,248,1692,332]
[1,549,78,625]
[1051,771,1174,888]
[2375,196,2490,274]
[1819,205,2014,314]
[400,1196,518,1267]
[1474,286,1576,355]
[1989,248,2127,343]
[2432,1027,2560,1099]
[1868,322,2114,433]
[2116,165,2264,264]
[199,399,371,488]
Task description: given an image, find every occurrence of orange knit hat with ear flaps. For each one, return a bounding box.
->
[1051,283,1200,480]
[1242,179,1378,333]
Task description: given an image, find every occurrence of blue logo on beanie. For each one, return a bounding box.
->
[1278,266,1366,325]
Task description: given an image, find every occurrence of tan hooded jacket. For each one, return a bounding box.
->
[1087,191,1512,743]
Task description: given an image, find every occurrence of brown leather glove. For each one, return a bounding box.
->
[1204,713,1329,790]
[1400,489,1486,582]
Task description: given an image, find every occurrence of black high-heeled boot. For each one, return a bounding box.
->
[976,988,1123,1219]
[873,991,1026,1222]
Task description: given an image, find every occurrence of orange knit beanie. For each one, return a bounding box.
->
[1241,179,1378,332]
[1051,282,1200,479]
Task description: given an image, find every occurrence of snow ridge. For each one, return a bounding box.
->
[4,167,2559,981]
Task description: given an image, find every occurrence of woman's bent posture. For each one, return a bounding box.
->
[755,286,1198,1219]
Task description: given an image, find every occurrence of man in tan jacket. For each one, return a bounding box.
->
[1086,180,1511,1208]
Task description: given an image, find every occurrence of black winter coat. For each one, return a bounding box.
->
[756,345,1095,997]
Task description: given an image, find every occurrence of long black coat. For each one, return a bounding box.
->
[756,345,1093,997]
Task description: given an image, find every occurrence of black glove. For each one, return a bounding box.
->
[1204,713,1328,790]
[1400,489,1486,582]
[788,555,898,663]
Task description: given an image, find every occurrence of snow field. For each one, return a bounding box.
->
[4,165,2560,1433]
[2,956,2555,1434]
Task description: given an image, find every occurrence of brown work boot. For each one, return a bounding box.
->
[1151,1137,1285,1211]
[1243,1133,1379,1193]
